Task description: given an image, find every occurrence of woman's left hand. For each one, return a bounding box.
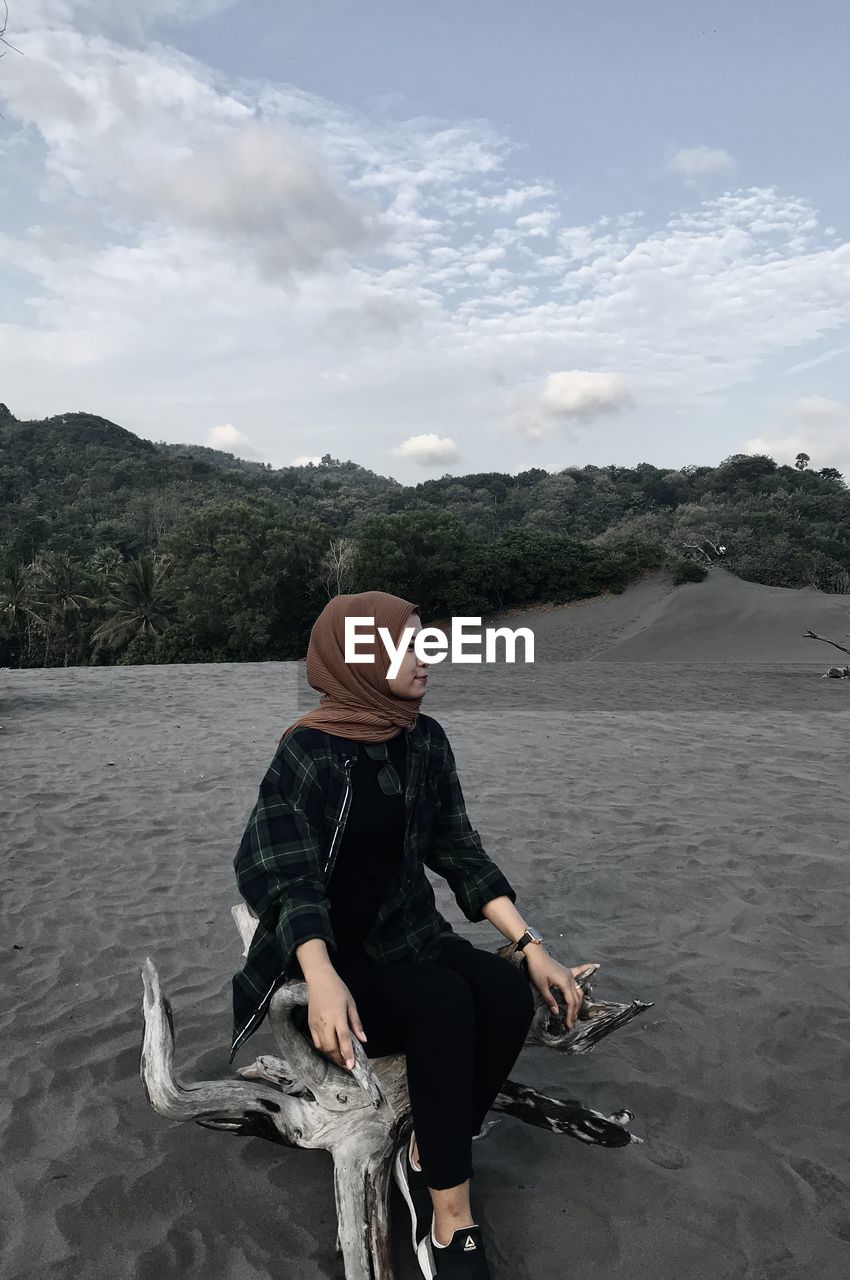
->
[523,948,599,1030]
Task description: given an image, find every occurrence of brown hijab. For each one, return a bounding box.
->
[279,591,424,745]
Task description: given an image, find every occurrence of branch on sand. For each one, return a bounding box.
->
[803,629,850,677]
[140,908,652,1280]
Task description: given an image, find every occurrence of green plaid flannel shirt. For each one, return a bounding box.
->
[229,711,516,1061]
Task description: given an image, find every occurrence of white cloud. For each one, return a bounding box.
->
[788,395,845,421]
[514,208,558,237]
[13,1,238,38]
[205,423,261,458]
[0,35,377,282]
[322,293,423,344]
[508,371,633,441]
[743,397,850,476]
[787,344,850,375]
[0,14,849,473]
[390,434,461,466]
[669,146,735,177]
[470,184,554,213]
[539,371,633,420]
[140,119,379,280]
[743,430,849,476]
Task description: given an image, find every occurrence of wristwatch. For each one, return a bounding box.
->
[515,925,544,953]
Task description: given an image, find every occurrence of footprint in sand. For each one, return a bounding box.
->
[749,1244,801,1279]
[644,1138,689,1170]
[789,1156,850,1241]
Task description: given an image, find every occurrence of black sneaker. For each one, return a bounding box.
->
[425,1223,491,1278]
[393,1132,435,1275]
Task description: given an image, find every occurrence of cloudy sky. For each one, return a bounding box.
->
[1,0,849,480]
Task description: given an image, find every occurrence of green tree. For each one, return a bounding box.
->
[0,555,41,666]
[157,497,329,660]
[351,510,474,618]
[25,550,95,667]
[89,551,178,659]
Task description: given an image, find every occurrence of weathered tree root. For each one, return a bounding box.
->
[140,911,652,1279]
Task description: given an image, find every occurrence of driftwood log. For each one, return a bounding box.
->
[140,906,652,1280]
[803,629,850,677]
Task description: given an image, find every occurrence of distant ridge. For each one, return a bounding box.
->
[1,409,156,454]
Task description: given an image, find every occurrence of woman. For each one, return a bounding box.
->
[231,591,596,1279]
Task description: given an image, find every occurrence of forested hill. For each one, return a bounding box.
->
[1,404,848,668]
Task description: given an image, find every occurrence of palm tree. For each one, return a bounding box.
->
[0,556,42,665]
[90,551,177,657]
[27,550,95,667]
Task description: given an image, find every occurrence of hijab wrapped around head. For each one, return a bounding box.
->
[279,590,423,744]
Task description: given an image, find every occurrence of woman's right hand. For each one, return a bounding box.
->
[306,968,368,1070]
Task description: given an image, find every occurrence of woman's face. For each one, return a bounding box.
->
[385,612,429,700]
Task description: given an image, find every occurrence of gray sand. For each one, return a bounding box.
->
[1,568,849,1278]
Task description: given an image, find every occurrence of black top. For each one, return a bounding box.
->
[326,730,408,953]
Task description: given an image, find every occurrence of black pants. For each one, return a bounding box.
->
[333,936,536,1190]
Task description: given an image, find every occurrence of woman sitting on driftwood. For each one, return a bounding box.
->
[229,590,597,1279]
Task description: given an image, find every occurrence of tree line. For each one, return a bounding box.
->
[1,404,847,668]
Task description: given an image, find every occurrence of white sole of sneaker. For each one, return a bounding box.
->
[393,1144,435,1279]
[416,1231,436,1279]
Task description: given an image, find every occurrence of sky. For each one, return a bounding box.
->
[1,0,849,481]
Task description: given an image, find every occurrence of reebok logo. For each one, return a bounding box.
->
[463,1234,477,1251]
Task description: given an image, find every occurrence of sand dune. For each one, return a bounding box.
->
[481,565,850,665]
[1,570,849,1279]
[474,569,679,663]
[592,566,850,663]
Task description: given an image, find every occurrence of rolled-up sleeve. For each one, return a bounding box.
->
[423,734,517,922]
[234,735,337,972]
